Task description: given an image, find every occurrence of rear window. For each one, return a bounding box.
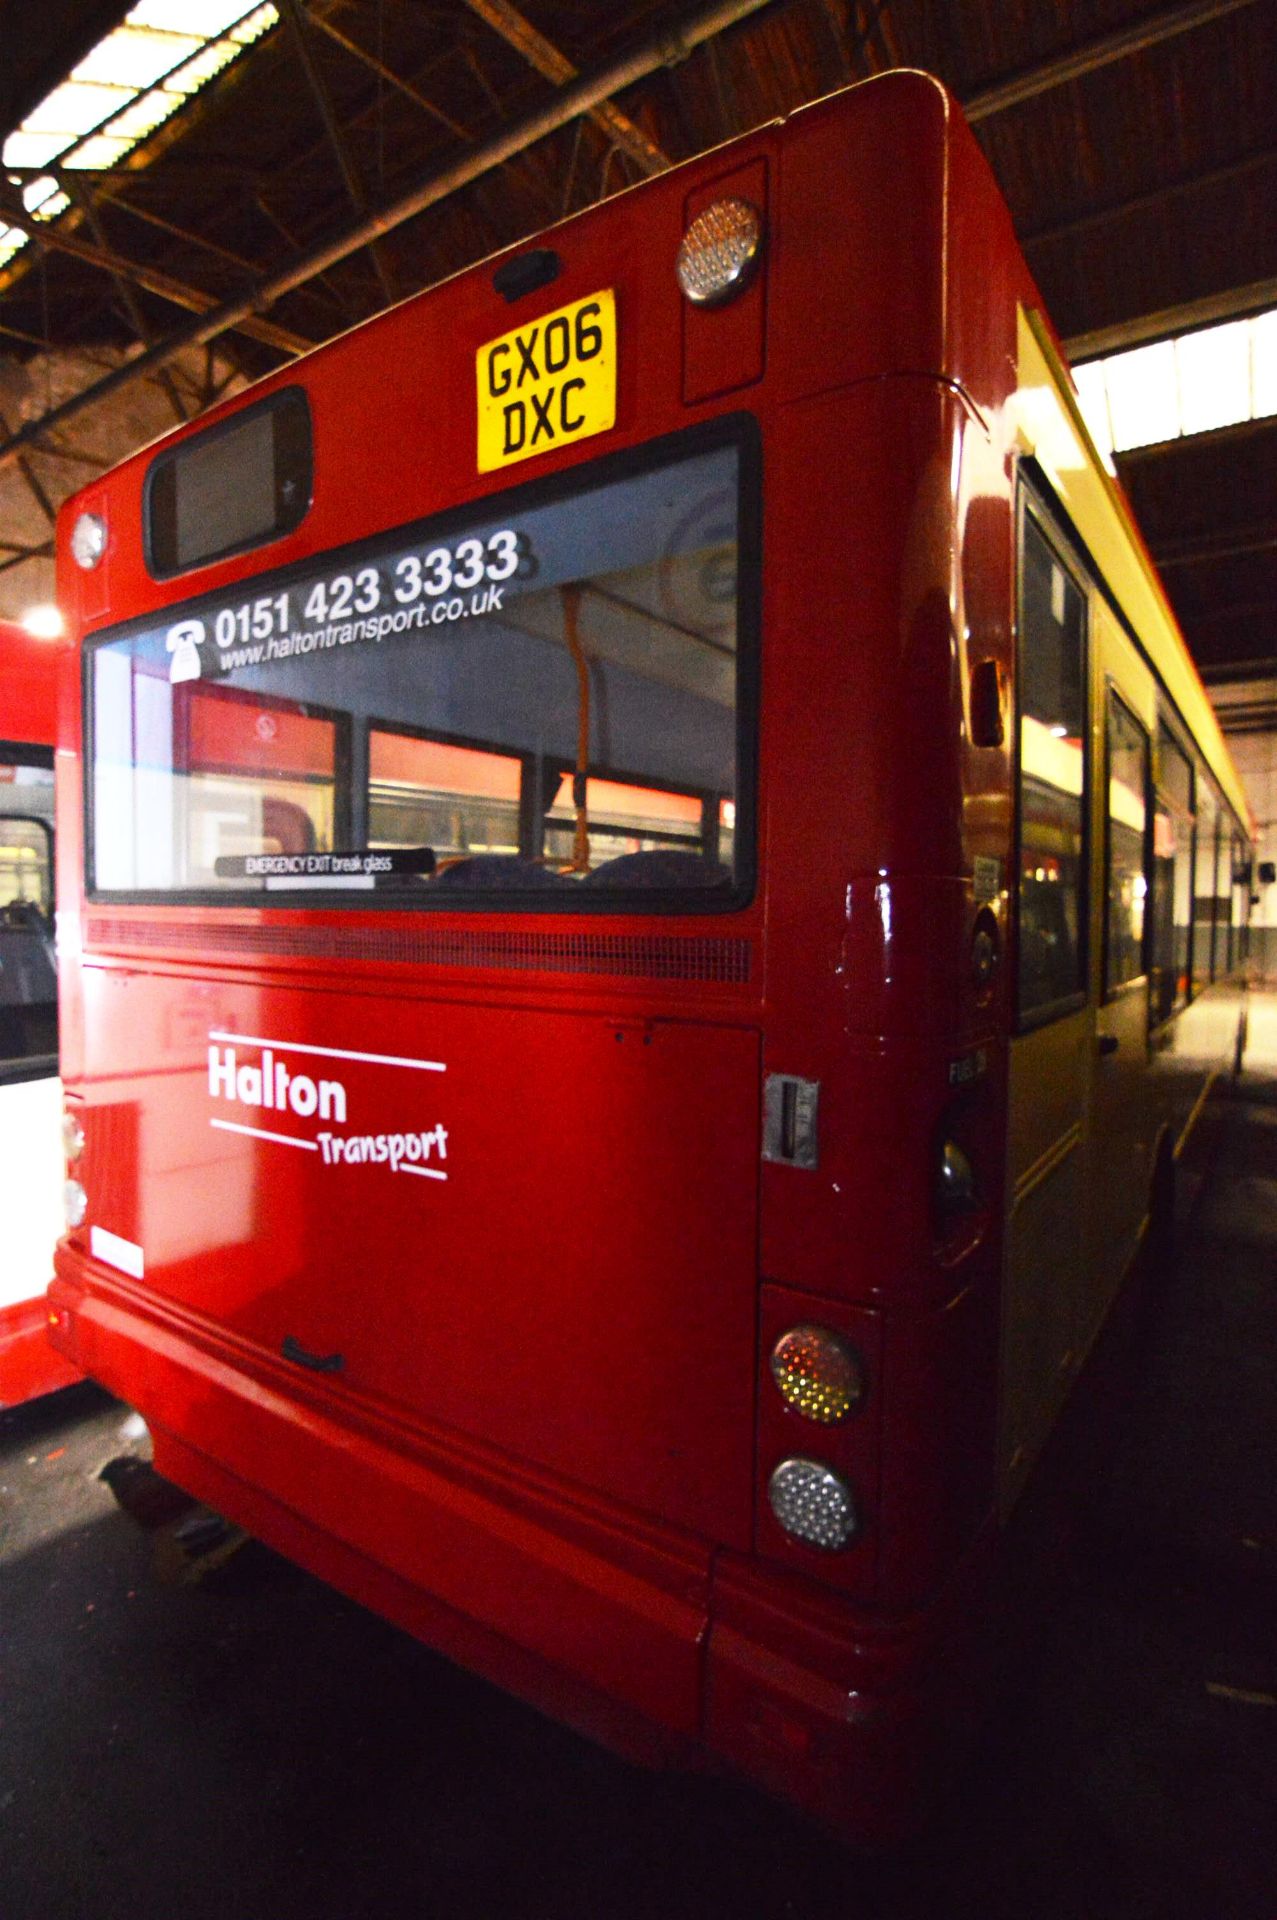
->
[88,423,755,909]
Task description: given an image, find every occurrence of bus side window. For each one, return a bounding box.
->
[367,729,523,865]
[1216,814,1235,974]
[1151,724,1194,1024]
[1193,779,1219,986]
[1016,509,1088,1025]
[1104,692,1149,997]
[1232,833,1248,967]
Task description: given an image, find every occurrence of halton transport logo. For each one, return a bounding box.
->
[206,1030,449,1179]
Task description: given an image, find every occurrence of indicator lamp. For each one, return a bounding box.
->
[768,1458,859,1551]
[676,197,763,307]
[71,511,107,570]
[770,1325,864,1424]
[937,1139,979,1214]
[971,922,999,991]
[64,1178,88,1229]
[62,1110,85,1161]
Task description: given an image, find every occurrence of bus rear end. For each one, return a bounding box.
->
[51,73,1020,1838]
[0,619,80,1408]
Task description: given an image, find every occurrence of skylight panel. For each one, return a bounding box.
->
[1071,361,1113,461]
[72,25,203,91]
[1176,320,1250,437]
[21,176,61,213]
[1102,339,1179,452]
[1,130,75,169]
[229,5,279,44]
[127,0,255,33]
[165,41,242,94]
[0,4,278,281]
[1073,308,1277,461]
[21,80,133,140]
[62,133,136,171]
[1251,311,1277,418]
[105,88,187,144]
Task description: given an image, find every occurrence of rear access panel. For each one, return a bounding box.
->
[75,970,762,1549]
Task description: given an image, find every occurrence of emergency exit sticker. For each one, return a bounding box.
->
[476,289,616,472]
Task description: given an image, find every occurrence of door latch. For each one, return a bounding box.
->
[762,1074,820,1169]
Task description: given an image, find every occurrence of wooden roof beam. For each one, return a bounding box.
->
[280,0,398,305]
[965,0,1261,123]
[1154,523,1277,569]
[0,0,776,478]
[463,0,670,177]
[0,189,313,358]
[1024,147,1276,249]
[1064,275,1277,360]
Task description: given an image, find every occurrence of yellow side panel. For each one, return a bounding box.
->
[1013,307,1249,830]
[1002,1010,1090,1512]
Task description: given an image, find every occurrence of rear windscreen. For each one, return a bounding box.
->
[90,423,754,908]
[145,388,312,577]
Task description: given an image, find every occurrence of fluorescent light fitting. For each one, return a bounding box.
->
[21,605,65,639]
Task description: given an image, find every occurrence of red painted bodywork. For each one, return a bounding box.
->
[50,75,1055,1837]
[0,618,59,748]
[0,1296,81,1408]
[0,619,81,1409]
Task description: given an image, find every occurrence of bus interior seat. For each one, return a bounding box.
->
[433,855,572,889]
[261,797,317,855]
[581,849,730,887]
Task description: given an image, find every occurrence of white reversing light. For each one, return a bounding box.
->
[676,197,763,307]
[768,1457,858,1551]
[64,1179,88,1228]
[71,511,107,570]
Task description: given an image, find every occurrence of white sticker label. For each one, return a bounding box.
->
[1050,563,1066,625]
[90,1225,145,1279]
[973,855,1002,903]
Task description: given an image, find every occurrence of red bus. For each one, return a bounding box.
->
[49,72,1251,1839]
[0,618,80,1408]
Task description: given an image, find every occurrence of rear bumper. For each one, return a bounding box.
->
[704,1542,992,1840]
[0,1296,82,1409]
[51,1251,990,1843]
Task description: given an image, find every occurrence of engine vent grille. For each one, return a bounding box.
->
[86,918,752,985]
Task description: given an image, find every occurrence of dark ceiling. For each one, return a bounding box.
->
[1,0,1274,690]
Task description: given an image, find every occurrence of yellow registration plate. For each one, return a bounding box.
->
[476,289,616,473]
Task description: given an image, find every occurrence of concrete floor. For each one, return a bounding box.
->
[3,1005,1276,1920]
